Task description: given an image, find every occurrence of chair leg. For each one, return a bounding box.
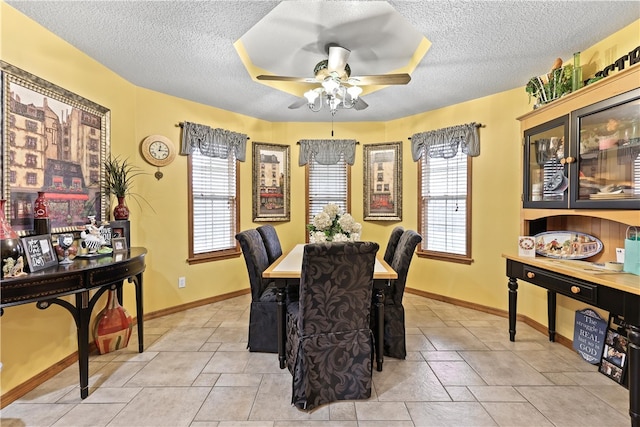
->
[277,285,287,369]
[374,288,385,371]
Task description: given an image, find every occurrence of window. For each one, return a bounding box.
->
[188,148,239,263]
[418,151,472,264]
[306,154,350,225]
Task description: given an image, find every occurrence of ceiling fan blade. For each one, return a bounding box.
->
[353,98,368,111]
[348,73,411,85]
[257,75,317,83]
[327,45,350,73]
[288,98,308,109]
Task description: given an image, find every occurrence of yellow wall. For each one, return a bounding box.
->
[1,1,638,399]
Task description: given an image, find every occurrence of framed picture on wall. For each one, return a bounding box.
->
[0,61,111,234]
[252,142,290,222]
[363,142,402,221]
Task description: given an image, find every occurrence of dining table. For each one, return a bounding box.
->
[263,243,397,371]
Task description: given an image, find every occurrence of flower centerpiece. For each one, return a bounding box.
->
[307,203,362,243]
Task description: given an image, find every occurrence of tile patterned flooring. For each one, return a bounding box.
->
[1,293,631,426]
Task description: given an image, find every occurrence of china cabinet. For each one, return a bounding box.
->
[514,64,640,427]
[518,64,640,262]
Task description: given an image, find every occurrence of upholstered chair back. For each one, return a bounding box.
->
[286,241,379,411]
[235,229,271,301]
[389,230,422,305]
[383,226,405,265]
[257,224,283,264]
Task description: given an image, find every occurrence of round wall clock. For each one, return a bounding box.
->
[140,135,176,168]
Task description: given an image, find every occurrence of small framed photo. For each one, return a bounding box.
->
[599,328,628,385]
[518,236,536,257]
[112,237,128,253]
[20,234,58,272]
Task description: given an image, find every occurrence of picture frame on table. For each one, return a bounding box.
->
[112,237,128,253]
[109,220,130,249]
[1,61,111,234]
[20,234,58,272]
[252,142,290,222]
[363,142,402,221]
[599,328,628,385]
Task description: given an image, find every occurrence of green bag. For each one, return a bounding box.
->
[623,226,640,276]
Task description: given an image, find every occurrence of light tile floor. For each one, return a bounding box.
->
[1,293,631,426]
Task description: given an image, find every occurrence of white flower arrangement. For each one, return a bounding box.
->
[307,203,362,243]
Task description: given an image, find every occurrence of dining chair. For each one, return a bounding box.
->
[285,241,379,411]
[383,229,422,360]
[235,229,278,353]
[383,226,405,265]
[256,224,283,264]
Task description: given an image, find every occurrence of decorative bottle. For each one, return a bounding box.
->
[33,191,51,235]
[1,199,26,278]
[572,52,583,92]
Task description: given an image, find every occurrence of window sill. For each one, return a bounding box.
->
[416,251,473,265]
[187,249,241,265]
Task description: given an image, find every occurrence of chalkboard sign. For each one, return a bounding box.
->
[21,234,58,272]
[573,308,606,364]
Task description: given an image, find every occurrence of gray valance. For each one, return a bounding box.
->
[411,122,480,161]
[180,121,247,161]
[298,139,357,166]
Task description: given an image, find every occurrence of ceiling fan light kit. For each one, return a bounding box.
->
[257,45,410,116]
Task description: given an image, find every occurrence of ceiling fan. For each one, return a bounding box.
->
[256,45,411,115]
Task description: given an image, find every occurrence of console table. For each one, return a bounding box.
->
[1,247,147,399]
[503,254,639,427]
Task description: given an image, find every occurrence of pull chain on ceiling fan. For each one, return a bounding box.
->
[257,45,411,116]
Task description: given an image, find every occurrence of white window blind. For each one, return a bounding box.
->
[190,149,237,255]
[307,155,348,223]
[420,151,469,256]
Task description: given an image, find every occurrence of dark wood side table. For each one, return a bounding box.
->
[503,254,640,427]
[1,247,147,399]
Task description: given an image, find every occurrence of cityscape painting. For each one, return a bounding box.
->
[1,62,110,233]
[252,142,290,222]
[363,142,402,221]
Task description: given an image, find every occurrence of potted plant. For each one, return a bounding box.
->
[103,156,148,220]
[526,61,574,107]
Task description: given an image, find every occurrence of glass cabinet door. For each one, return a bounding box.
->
[523,116,569,208]
[572,88,640,209]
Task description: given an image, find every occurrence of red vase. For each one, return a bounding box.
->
[113,197,130,220]
[33,191,49,219]
[93,289,133,354]
[1,199,26,279]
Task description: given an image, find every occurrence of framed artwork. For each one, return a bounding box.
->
[112,237,128,253]
[1,61,111,234]
[363,142,402,221]
[110,220,130,249]
[252,142,290,222]
[20,234,58,272]
[599,328,628,386]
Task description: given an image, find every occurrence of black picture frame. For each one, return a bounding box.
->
[1,61,111,233]
[20,234,58,272]
[599,327,628,386]
[110,220,130,249]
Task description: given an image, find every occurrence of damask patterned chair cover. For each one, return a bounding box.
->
[383,230,422,359]
[235,229,278,353]
[285,241,379,411]
[383,226,405,265]
[256,224,283,264]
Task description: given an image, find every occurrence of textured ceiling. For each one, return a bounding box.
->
[6,1,640,123]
